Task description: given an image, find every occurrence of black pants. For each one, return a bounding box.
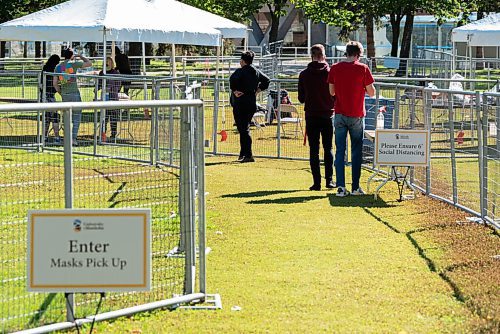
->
[233,107,255,158]
[104,110,119,138]
[306,116,334,185]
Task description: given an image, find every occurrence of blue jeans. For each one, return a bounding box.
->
[334,114,364,190]
[61,93,82,141]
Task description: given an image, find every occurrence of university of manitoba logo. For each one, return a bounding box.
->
[73,219,82,232]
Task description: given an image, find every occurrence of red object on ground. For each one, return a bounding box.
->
[303,131,307,146]
[218,130,227,142]
[101,132,107,142]
[456,130,465,145]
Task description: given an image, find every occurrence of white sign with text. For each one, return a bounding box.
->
[28,209,151,292]
[375,129,430,167]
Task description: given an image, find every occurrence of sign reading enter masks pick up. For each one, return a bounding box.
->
[375,129,430,167]
[27,209,151,293]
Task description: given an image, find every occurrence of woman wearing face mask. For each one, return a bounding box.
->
[97,57,121,141]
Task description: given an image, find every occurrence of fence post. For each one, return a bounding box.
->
[180,105,196,294]
[39,72,45,152]
[212,79,220,155]
[93,79,99,155]
[63,108,75,322]
[195,104,207,295]
[276,81,282,158]
[478,95,486,220]
[169,80,175,165]
[154,80,161,165]
[22,64,25,98]
[425,89,432,195]
[394,84,400,129]
[448,92,458,204]
[149,90,156,165]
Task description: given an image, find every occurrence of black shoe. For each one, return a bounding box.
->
[237,156,244,162]
[239,156,255,163]
[325,180,336,189]
[309,184,321,191]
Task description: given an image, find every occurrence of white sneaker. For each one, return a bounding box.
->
[336,187,349,197]
[351,188,365,196]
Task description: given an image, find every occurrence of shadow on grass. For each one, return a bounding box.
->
[0,135,138,147]
[328,194,397,208]
[28,293,57,326]
[247,195,324,204]
[221,190,300,198]
[362,205,468,306]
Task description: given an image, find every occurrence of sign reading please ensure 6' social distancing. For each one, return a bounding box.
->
[27,209,151,293]
[375,129,430,167]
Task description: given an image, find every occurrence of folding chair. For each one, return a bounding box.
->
[277,104,303,138]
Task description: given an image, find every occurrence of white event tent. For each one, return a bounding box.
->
[451,13,500,76]
[452,12,500,46]
[0,0,247,74]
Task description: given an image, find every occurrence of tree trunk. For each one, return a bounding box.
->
[86,42,97,57]
[389,14,402,57]
[475,10,484,70]
[396,12,414,77]
[268,6,280,44]
[35,42,42,58]
[1,41,6,58]
[365,15,376,68]
[0,42,5,70]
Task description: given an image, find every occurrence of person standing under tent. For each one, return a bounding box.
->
[97,57,122,141]
[327,41,375,197]
[298,44,335,191]
[40,54,61,144]
[53,48,92,146]
[114,46,132,96]
[230,50,270,163]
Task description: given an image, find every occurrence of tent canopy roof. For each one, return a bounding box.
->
[452,13,500,46]
[0,0,247,46]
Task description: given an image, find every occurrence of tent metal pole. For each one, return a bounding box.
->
[101,28,107,144]
[171,44,177,77]
[307,19,311,56]
[215,36,221,79]
[244,29,250,51]
[142,42,146,75]
[111,41,116,62]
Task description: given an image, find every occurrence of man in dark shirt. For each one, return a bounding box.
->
[230,51,270,163]
[298,44,335,190]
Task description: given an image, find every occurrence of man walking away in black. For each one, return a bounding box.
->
[115,46,132,96]
[230,51,270,163]
[298,44,335,190]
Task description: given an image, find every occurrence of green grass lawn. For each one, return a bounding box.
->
[85,156,496,334]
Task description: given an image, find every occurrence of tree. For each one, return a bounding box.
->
[0,0,64,58]
[292,0,378,59]
[182,0,290,43]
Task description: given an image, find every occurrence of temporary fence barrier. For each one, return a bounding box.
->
[0,99,213,333]
[195,77,499,228]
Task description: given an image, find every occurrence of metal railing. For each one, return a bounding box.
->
[0,99,210,333]
[191,77,499,228]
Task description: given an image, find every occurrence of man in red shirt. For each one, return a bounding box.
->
[298,44,335,191]
[327,41,376,197]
